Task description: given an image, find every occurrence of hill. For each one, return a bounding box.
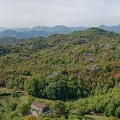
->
[99,24,120,34]
[0,28,120,93]
[1,24,120,39]
[0,28,120,119]
[0,30,52,39]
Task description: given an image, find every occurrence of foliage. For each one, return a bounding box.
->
[115,107,120,118]
[17,103,30,116]
[0,28,120,119]
[24,115,38,120]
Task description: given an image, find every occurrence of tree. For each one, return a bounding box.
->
[67,81,78,98]
[9,102,17,111]
[52,100,67,118]
[25,78,47,97]
[115,107,120,118]
[96,102,105,114]
[9,111,18,119]
[17,103,30,116]
[28,96,35,105]
[11,91,19,98]
[105,103,116,116]
[76,106,86,117]
[46,80,68,100]
[25,78,39,97]
[37,78,47,97]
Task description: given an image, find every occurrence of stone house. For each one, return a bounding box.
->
[31,102,49,116]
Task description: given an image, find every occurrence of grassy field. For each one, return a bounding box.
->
[0,87,117,120]
[0,87,13,93]
[85,115,108,120]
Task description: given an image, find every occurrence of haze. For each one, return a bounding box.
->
[0,0,120,28]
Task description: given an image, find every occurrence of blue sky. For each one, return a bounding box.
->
[0,0,120,27]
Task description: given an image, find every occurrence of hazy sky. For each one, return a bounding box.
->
[0,0,120,27]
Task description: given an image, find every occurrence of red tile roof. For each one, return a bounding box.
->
[32,102,47,109]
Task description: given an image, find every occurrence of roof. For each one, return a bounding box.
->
[32,102,47,109]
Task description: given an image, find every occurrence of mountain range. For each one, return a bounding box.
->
[0,24,120,39]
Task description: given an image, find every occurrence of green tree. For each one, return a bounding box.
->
[115,107,120,118]
[37,78,47,97]
[76,106,85,117]
[28,96,35,105]
[105,103,116,116]
[25,78,39,97]
[9,102,17,111]
[53,100,67,118]
[68,81,78,98]
[17,103,30,116]
[95,102,106,114]
[46,80,68,100]
[25,78,47,97]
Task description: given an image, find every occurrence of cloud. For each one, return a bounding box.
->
[0,0,120,27]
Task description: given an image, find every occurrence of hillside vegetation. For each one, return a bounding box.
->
[0,28,120,120]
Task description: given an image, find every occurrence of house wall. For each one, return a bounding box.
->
[42,107,49,113]
[31,104,49,116]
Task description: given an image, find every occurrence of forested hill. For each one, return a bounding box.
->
[1,28,120,46]
[68,28,120,40]
[0,28,120,99]
[0,28,120,119]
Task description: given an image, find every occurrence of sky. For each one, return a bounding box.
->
[0,0,120,28]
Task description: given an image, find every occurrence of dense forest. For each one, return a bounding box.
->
[0,28,120,120]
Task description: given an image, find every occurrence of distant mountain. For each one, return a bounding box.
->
[70,26,88,31]
[16,28,31,32]
[99,24,120,34]
[0,26,88,39]
[0,27,7,32]
[0,30,52,39]
[32,25,73,33]
[49,25,72,33]
[0,25,120,39]
[32,26,50,31]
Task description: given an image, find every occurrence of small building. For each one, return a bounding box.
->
[31,102,49,116]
